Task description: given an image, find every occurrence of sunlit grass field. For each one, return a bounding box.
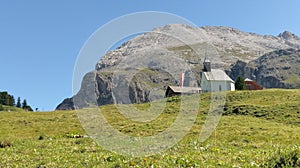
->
[0,89,299,167]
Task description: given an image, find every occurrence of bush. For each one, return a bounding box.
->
[38,135,45,140]
[0,140,12,148]
[65,131,84,138]
[263,148,300,167]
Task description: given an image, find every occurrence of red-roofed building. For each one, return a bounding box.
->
[244,78,263,90]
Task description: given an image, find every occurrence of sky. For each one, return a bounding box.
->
[0,0,299,111]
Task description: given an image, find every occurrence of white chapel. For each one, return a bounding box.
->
[200,58,235,92]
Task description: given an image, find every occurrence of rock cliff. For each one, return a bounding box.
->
[228,48,300,88]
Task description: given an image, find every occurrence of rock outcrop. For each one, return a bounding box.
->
[228,48,300,88]
[56,68,177,110]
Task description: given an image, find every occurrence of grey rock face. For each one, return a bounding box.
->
[56,71,100,110]
[56,98,74,110]
[278,31,300,41]
[228,49,300,88]
[56,68,178,110]
[56,24,300,110]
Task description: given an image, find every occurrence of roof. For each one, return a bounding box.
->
[168,86,202,93]
[245,80,263,90]
[244,78,253,82]
[204,57,211,62]
[203,69,234,82]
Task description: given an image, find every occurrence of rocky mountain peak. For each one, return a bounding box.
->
[152,24,196,32]
[200,26,244,35]
[96,24,300,72]
[278,31,300,40]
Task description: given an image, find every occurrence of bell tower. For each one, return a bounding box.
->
[203,58,211,72]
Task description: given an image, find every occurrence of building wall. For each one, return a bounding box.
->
[200,73,210,92]
[210,81,233,92]
[230,82,235,91]
[201,73,235,92]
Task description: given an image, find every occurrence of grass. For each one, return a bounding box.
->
[0,105,26,112]
[0,89,300,167]
[285,74,300,88]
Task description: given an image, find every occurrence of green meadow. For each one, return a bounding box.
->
[0,89,299,167]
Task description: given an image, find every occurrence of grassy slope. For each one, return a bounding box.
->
[0,89,299,167]
[0,105,27,112]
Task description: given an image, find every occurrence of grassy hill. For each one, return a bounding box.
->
[0,89,299,167]
[0,105,27,112]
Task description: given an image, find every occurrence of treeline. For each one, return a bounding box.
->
[0,91,15,106]
[0,91,33,111]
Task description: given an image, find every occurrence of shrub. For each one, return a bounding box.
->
[0,140,12,148]
[65,131,84,138]
[38,135,45,140]
[263,148,300,167]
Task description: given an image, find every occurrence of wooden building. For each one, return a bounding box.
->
[245,78,263,90]
[165,86,202,97]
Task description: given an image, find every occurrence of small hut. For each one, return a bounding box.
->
[245,78,263,90]
[165,86,202,97]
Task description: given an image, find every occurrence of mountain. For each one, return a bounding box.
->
[56,24,300,110]
[96,25,300,70]
[228,48,300,88]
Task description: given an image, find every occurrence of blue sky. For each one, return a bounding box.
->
[0,0,299,111]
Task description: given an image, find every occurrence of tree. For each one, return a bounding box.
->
[22,99,28,109]
[235,76,246,90]
[0,92,5,105]
[25,105,33,111]
[22,99,33,111]
[16,97,21,108]
[0,92,15,106]
[0,91,32,111]
[10,95,15,106]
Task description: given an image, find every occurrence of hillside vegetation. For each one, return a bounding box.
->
[0,91,34,111]
[0,89,300,167]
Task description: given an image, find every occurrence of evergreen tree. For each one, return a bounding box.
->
[9,95,15,106]
[22,99,33,111]
[0,91,32,111]
[16,97,21,108]
[0,92,15,106]
[22,99,28,109]
[0,92,7,105]
[235,76,246,90]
